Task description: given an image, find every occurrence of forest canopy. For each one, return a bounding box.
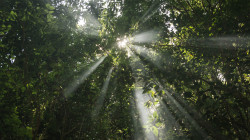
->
[0,0,249,139]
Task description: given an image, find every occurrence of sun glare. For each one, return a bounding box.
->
[78,18,86,26]
[117,38,128,48]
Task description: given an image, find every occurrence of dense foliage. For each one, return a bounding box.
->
[0,0,249,139]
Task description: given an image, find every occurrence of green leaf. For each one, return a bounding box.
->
[153,111,158,119]
[46,4,55,10]
[137,69,142,71]
[153,101,158,106]
[155,122,162,127]
[153,126,158,136]
[21,87,26,92]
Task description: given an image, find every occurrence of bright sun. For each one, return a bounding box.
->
[118,38,128,48]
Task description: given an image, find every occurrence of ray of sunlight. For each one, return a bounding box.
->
[132,30,160,43]
[134,86,156,140]
[92,67,113,118]
[187,37,250,49]
[131,45,163,69]
[130,48,192,139]
[64,56,107,97]
[161,92,208,138]
[137,0,165,27]
[130,98,143,139]
[156,82,208,138]
[158,100,179,136]
[78,11,102,36]
[129,52,157,140]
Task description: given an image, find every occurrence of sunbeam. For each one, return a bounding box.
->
[64,56,107,97]
[135,89,149,125]
[92,67,113,118]
[132,30,160,43]
[78,11,102,36]
[130,47,208,138]
[160,87,222,139]
[2,0,249,139]
[162,92,208,138]
[134,86,156,140]
[136,0,165,27]
[129,51,158,140]
[156,82,208,138]
[187,37,250,49]
[131,45,163,69]
[158,100,178,136]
